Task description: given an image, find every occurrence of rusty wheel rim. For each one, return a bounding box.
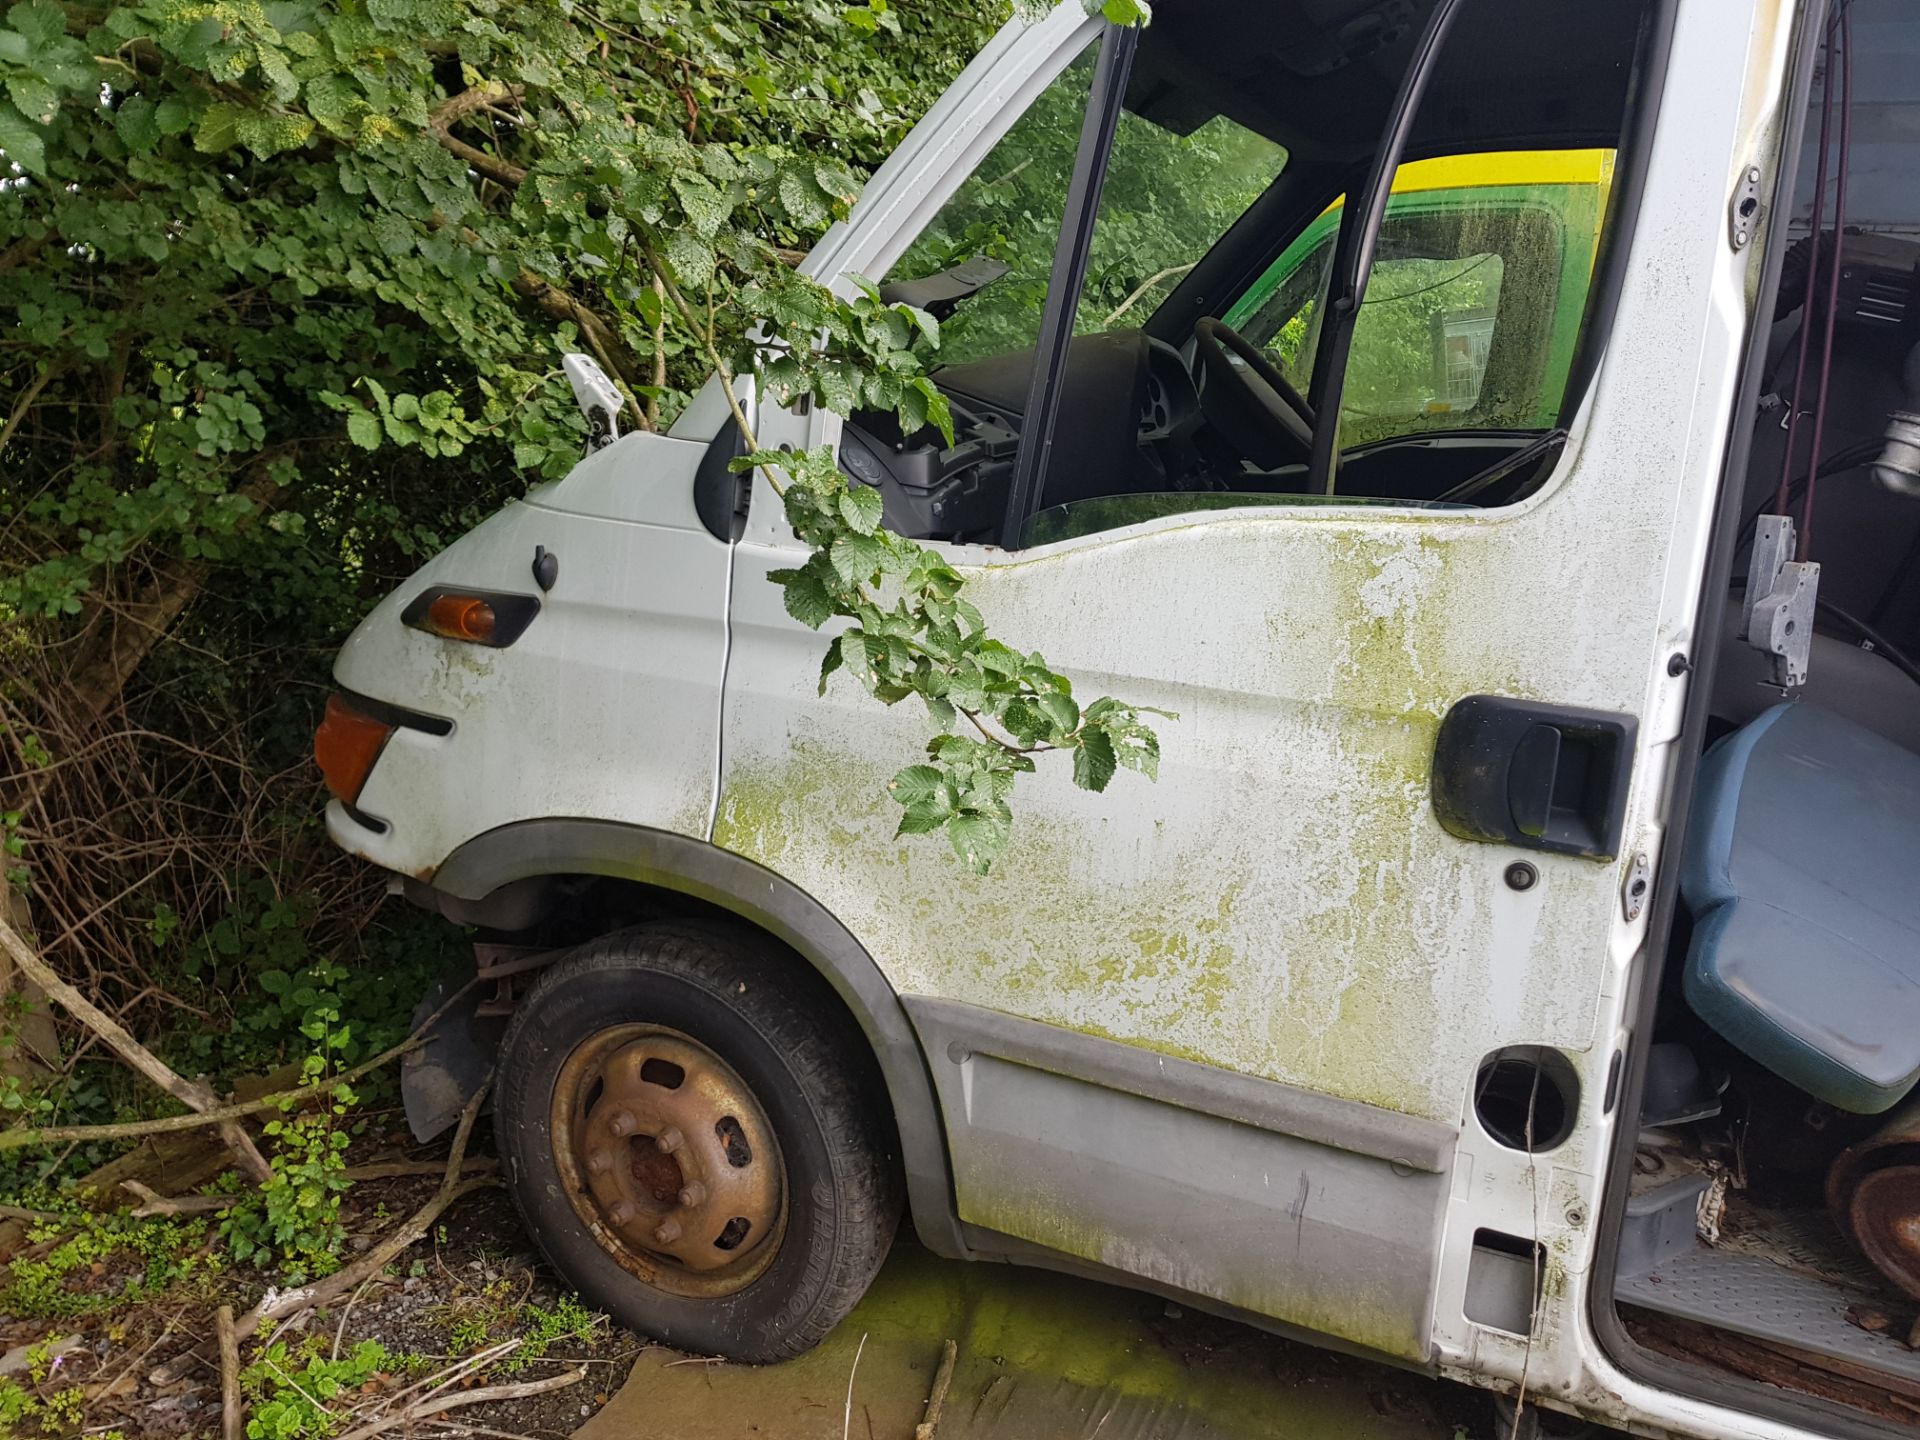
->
[1847,1165,1920,1302]
[551,1024,786,1298]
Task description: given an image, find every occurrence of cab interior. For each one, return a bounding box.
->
[847,0,1652,549]
[1612,4,1920,1424]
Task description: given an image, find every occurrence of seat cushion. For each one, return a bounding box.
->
[1682,703,1920,1114]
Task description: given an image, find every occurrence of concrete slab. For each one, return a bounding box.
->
[575,1242,1474,1440]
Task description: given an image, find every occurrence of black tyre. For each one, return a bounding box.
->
[494,921,901,1361]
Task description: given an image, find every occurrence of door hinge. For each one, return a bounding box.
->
[1742,514,1819,688]
[1622,850,1652,922]
[1730,164,1763,251]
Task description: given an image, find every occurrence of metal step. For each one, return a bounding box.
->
[1619,1225,1920,1386]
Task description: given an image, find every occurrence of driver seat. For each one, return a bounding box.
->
[1681,702,1920,1114]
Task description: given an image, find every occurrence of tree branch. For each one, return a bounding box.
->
[0,364,60,457]
[0,976,477,1154]
[428,83,529,189]
[0,911,272,1183]
[334,1364,588,1440]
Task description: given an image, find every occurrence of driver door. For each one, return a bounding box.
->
[716,0,1770,1372]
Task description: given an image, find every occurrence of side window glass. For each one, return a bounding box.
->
[1073,113,1288,333]
[1228,152,1612,449]
[885,46,1098,372]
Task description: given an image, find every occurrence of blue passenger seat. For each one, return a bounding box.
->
[1681,703,1920,1114]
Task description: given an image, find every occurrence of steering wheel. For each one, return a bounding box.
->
[1191,317,1316,469]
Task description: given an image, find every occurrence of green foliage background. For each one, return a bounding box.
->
[0,0,1003,1179]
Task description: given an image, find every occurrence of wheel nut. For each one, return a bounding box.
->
[607,1109,638,1137]
[655,1125,685,1154]
[607,1200,636,1226]
[586,1148,614,1175]
[677,1182,708,1208]
[654,1218,683,1245]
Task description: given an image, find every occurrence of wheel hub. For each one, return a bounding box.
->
[557,1029,783,1288]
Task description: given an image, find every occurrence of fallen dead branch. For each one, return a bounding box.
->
[0,910,271,1183]
[121,1158,499,1216]
[217,1304,242,1440]
[332,1364,588,1440]
[915,1338,958,1440]
[0,974,477,1154]
[237,1079,495,1334]
[0,1202,75,1225]
[121,1179,237,1217]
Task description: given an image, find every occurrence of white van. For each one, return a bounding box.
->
[317,2,1920,1435]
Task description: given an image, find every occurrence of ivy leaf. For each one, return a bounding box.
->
[1073,727,1118,793]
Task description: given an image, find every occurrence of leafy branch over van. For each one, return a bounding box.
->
[646,257,1166,877]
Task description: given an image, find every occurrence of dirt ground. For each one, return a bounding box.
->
[579,1237,1488,1440]
[0,1149,1509,1440]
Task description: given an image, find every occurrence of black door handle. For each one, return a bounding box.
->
[1431,697,1637,861]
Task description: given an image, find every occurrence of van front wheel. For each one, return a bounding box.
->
[494,922,901,1361]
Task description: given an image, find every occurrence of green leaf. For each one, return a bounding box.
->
[1073,727,1118,792]
[895,802,949,836]
[670,173,730,239]
[817,635,844,694]
[839,629,869,681]
[115,95,160,153]
[887,764,945,807]
[662,229,716,291]
[192,102,249,153]
[1037,691,1079,736]
[345,410,381,450]
[836,483,883,536]
[829,532,888,585]
[373,212,413,257]
[948,811,1010,875]
[154,95,193,135]
[0,98,44,173]
[9,2,65,48]
[777,568,834,629]
[6,74,56,125]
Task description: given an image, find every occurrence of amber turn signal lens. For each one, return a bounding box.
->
[424,594,497,642]
[314,694,395,806]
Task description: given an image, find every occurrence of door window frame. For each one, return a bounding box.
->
[988,0,1676,544]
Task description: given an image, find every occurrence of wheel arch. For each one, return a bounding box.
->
[426,818,968,1259]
